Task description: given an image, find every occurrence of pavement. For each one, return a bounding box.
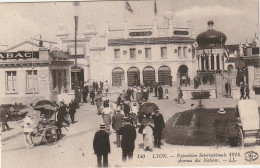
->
[1,85,260,168]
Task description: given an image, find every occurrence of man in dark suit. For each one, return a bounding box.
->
[68,100,76,123]
[93,124,111,168]
[118,117,136,162]
[158,85,163,99]
[112,108,124,147]
[152,109,165,148]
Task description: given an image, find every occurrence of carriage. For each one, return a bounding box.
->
[235,100,260,147]
[33,102,59,145]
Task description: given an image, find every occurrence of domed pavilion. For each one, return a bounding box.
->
[196,21,228,72]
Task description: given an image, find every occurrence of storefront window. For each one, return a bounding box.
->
[26,70,38,92]
[5,71,17,93]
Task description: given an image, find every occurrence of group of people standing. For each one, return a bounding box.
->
[93,89,165,167]
[80,81,110,104]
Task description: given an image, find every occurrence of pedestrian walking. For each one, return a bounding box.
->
[177,87,185,104]
[118,117,136,162]
[154,84,158,97]
[165,88,169,99]
[96,98,103,115]
[126,87,132,102]
[90,89,95,105]
[23,114,34,149]
[100,81,104,91]
[152,110,165,148]
[245,84,250,99]
[240,84,245,100]
[132,86,137,101]
[142,121,154,151]
[117,94,123,107]
[101,106,112,130]
[68,100,76,123]
[93,124,111,168]
[112,108,124,147]
[83,83,89,103]
[1,107,10,132]
[213,107,228,148]
[158,85,163,99]
[57,101,70,126]
[104,81,109,93]
[123,101,131,117]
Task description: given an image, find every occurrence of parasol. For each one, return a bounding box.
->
[35,100,54,106]
[139,102,159,114]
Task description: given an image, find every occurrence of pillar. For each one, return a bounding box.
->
[248,66,255,98]
[215,54,218,70]
[140,71,143,84]
[208,55,211,70]
[155,71,158,83]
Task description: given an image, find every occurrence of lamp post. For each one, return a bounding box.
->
[73,2,80,107]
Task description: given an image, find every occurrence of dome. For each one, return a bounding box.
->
[196,21,227,49]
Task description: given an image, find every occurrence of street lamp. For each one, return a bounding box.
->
[73,2,80,107]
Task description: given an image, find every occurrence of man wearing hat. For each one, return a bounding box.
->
[213,107,228,148]
[158,85,163,99]
[152,109,165,148]
[123,100,131,117]
[93,123,111,168]
[112,108,124,147]
[118,117,136,162]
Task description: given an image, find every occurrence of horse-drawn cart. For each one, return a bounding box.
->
[235,100,260,147]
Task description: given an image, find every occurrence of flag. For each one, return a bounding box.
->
[154,0,157,15]
[125,1,133,13]
[73,1,80,6]
[74,16,79,35]
[224,46,230,60]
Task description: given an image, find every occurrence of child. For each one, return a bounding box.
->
[165,88,169,99]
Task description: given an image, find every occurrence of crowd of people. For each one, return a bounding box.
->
[91,85,166,167]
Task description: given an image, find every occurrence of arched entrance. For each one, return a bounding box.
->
[127,67,140,86]
[71,66,84,90]
[178,65,189,86]
[143,66,155,86]
[112,67,124,87]
[227,64,234,71]
[158,66,171,85]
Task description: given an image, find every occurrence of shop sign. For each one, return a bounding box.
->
[0,51,39,60]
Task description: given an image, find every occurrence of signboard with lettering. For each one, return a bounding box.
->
[129,31,152,37]
[0,51,39,60]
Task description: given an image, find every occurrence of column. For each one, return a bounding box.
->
[140,71,143,84]
[155,71,158,83]
[204,56,207,70]
[208,55,211,70]
[214,54,218,70]
[198,55,200,70]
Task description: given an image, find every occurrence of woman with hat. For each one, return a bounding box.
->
[213,107,229,148]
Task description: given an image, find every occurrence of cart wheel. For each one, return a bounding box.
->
[45,126,58,145]
[237,128,244,147]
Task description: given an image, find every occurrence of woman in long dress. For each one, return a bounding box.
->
[142,123,154,151]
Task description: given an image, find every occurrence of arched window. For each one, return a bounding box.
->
[112,67,124,87]
[143,66,155,85]
[158,66,171,85]
[127,67,140,86]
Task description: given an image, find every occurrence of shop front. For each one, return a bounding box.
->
[0,42,73,105]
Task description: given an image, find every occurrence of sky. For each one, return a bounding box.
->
[0,0,259,48]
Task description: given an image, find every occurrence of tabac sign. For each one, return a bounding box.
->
[0,51,39,60]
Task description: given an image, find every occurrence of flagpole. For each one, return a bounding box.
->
[74,2,79,107]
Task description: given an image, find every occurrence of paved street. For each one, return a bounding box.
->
[1,86,260,168]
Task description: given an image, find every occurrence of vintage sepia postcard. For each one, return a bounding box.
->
[0,0,259,167]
